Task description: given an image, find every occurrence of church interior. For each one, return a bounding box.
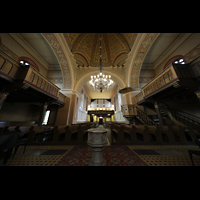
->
[1,33,200,166]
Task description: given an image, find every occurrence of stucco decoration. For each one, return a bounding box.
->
[64,33,137,68]
[42,33,71,89]
[130,33,159,88]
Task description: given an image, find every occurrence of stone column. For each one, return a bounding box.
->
[38,102,48,127]
[195,91,200,101]
[87,126,107,166]
[154,101,163,126]
[0,92,9,110]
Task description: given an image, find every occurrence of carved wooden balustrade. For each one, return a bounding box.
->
[19,66,60,99]
[135,62,197,104]
[0,50,65,104]
[0,51,21,81]
[142,64,179,98]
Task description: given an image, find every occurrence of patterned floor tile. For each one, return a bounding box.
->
[1,144,200,166]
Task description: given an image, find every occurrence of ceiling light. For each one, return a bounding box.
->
[89,33,113,93]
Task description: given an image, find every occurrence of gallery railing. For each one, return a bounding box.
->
[135,61,198,104]
[0,51,21,80]
[0,50,65,103]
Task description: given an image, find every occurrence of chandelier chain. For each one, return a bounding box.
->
[89,33,113,93]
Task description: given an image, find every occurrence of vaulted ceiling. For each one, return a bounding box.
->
[63,33,138,67]
[3,33,199,99]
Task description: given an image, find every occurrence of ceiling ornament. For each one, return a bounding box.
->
[89,33,113,93]
[130,33,159,88]
[42,33,71,89]
[64,33,137,68]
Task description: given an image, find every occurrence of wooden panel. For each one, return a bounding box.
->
[0,57,5,69]
[37,77,42,87]
[2,62,12,74]
[9,65,18,77]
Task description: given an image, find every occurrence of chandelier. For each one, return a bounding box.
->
[89,33,113,93]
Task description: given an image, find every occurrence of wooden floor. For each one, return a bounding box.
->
[1,144,200,166]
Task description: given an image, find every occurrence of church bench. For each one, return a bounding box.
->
[77,123,91,144]
[158,126,190,144]
[23,126,54,153]
[134,125,150,144]
[146,125,161,144]
[0,132,20,164]
[157,126,174,144]
[67,125,79,144]
[119,125,157,145]
[121,124,132,144]
[51,125,68,143]
[111,124,125,144]
[169,126,188,144]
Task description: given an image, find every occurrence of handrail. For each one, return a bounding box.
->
[136,106,157,126]
[0,51,21,80]
[159,103,200,130]
[0,50,66,103]
[142,64,179,98]
[20,66,60,99]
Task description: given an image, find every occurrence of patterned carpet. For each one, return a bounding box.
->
[56,145,148,166]
[2,144,200,166]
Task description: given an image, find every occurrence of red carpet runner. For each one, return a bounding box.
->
[56,145,148,166]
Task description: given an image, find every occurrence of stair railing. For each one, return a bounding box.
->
[159,103,200,130]
[136,106,157,126]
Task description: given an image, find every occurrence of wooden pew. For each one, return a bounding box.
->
[121,124,132,144]
[145,125,162,144]
[111,123,124,144]
[23,126,54,153]
[51,125,68,144]
[77,123,91,144]
[133,125,149,144]
[68,124,79,144]
[158,126,176,144]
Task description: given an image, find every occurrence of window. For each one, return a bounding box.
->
[173,58,185,65]
[18,56,40,72]
[20,60,30,66]
[42,110,51,125]
[163,55,187,70]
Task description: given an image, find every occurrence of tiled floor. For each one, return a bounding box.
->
[128,145,200,166]
[1,144,200,166]
[0,145,74,166]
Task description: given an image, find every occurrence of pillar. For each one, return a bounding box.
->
[154,101,163,126]
[195,91,200,101]
[0,92,9,110]
[55,96,70,126]
[38,102,48,127]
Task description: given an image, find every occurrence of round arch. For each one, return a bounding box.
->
[41,33,73,90]
[74,70,127,93]
[18,56,40,72]
[163,55,187,70]
[128,33,160,88]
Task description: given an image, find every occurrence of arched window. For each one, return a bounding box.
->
[18,56,40,72]
[173,58,185,65]
[163,55,187,70]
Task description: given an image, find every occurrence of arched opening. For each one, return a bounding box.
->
[18,56,40,72]
[163,55,187,70]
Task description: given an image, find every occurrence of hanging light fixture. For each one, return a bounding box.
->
[89,33,113,93]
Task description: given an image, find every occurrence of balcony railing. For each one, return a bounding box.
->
[142,64,178,98]
[0,51,21,80]
[0,50,66,103]
[135,61,197,104]
[20,66,60,99]
[58,92,65,103]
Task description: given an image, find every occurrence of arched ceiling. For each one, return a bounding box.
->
[63,33,138,67]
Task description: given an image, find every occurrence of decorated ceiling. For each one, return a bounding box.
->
[64,33,138,67]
